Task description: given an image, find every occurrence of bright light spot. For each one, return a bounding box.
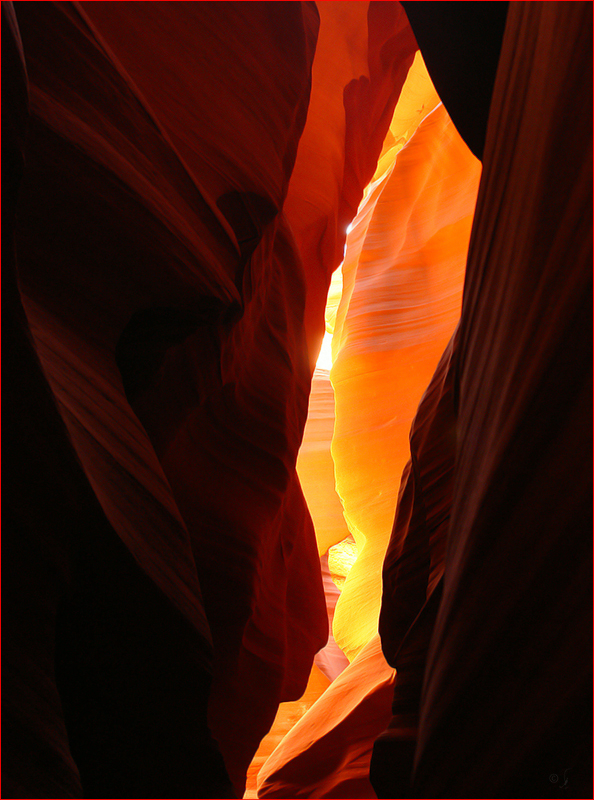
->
[328,535,358,589]
[343,223,353,259]
[316,330,333,371]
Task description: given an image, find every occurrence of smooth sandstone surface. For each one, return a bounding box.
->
[409,5,592,796]
[7,2,417,796]
[258,635,395,799]
[5,2,591,798]
[297,368,350,558]
[330,90,481,663]
[373,3,592,798]
[251,56,480,797]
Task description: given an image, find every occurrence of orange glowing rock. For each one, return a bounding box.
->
[244,664,331,799]
[7,1,589,798]
[257,634,395,799]
[284,1,418,369]
[314,553,351,681]
[252,54,480,799]
[330,92,481,662]
[327,535,358,590]
[297,368,350,557]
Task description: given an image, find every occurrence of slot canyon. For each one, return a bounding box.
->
[2,2,592,799]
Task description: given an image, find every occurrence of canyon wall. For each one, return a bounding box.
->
[5,2,416,796]
[374,4,593,796]
[256,52,480,798]
[4,2,591,798]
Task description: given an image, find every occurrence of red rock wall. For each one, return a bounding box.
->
[5,2,590,798]
[6,2,417,796]
[247,4,592,796]
[373,2,593,797]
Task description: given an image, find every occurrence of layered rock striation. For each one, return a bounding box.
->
[4,2,591,799]
[5,2,417,796]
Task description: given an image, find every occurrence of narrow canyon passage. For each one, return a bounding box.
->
[3,2,591,799]
[246,57,481,792]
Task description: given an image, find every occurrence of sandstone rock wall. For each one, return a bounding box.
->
[5,2,417,796]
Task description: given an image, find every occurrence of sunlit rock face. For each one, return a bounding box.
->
[330,61,481,663]
[295,366,353,682]
[297,368,349,558]
[327,536,358,590]
[253,54,480,798]
[245,664,331,799]
[285,1,418,369]
[257,635,395,799]
[240,4,419,789]
[7,1,590,798]
[313,553,351,681]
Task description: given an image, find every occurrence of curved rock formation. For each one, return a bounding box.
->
[4,2,591,798]
[257,635,395,799]
[12,4,326,792]
[251,52,480,798]
[5,2,417,796]
[297,368,350,559]
[372,2,593,797]
[330,82,481,663]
